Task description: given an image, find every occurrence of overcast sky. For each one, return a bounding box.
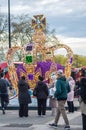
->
[0,0,86,56]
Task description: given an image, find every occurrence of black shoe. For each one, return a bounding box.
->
[49,123,58,128]
[2,108,5,115]
[64,125,70,129]
[19,115,23,117]
[24,115,28,117]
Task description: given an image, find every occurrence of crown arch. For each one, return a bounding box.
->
[6,15,73,94]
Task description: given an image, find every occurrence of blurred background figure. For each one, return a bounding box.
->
[79,70,86,130]
[74,77,81,98]
[0,67,3,74]
[18,76,31,117]
[49,73,57,116]
[67,76,75,113]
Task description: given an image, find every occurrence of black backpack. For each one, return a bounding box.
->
[80,77,86,104]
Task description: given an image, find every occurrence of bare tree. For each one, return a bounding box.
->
[11,14,33,47]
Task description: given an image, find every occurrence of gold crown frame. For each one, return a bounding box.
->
[6,15,73,90]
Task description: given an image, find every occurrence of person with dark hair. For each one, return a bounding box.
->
[18,76,31,117]
[33,75,49,117]
[79,73,86,130]
[0,72,10,114]
[38,75,44,81]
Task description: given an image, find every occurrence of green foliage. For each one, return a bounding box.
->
[54,54,86,68]
[54,55,67,66]
[73,54,86,68]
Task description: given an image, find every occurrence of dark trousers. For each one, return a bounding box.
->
[82,114,86,130]
[19,103,28,117]
[0,94,9,109]
[37,99,47,115]
[67,101,74,112]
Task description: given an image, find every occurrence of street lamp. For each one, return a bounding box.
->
[8,0,11,48]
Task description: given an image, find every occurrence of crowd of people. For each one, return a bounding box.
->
[0,67,86,130]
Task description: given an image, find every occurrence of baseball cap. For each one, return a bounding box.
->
[57,69,63,75]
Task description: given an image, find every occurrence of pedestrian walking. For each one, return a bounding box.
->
[18,76,31,117]
[33,75,49,117]
[67,76,75,113]
[0,72,11,114]
[49,69,70,129]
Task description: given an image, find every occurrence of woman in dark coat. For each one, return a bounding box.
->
[18,76,31,117]
[33,75,49,117]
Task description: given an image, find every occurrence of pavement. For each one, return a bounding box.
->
[0,110,82,130]
[0,98,82,130]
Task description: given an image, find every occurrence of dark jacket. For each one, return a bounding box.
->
[54,76,70,100]
[0,78,8,94]
[18,79,31,104]
[35,81,49,99]
[0,78,9,104]
[80,77,86,104]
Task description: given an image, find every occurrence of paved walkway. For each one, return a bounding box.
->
[0,109,82,130]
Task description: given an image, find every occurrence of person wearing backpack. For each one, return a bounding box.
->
[79,72,86,130]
